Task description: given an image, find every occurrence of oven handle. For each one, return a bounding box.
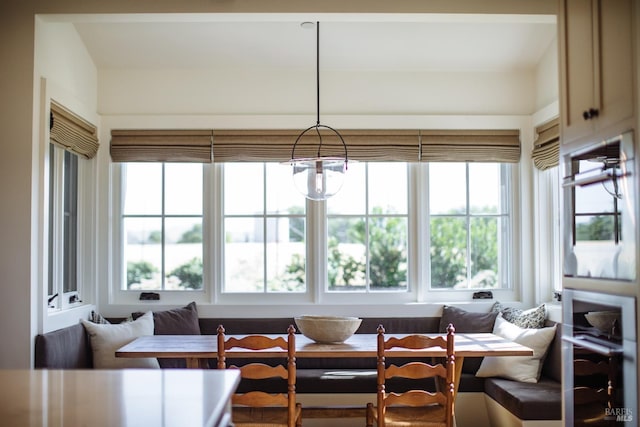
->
[562,171,631,188]
[562,335,623,356]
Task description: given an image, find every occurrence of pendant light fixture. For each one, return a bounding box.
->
[288,21,349,201]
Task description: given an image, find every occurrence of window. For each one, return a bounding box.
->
[326,162,409,292]
[114,160,517,302]
[222,163,306,293]
[46,101,98,311]
[48,144,79,308]
[121,163,204,291]
[428,162,511,290]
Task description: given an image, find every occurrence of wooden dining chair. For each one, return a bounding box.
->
[366,323,455,427]
[216,324,302,427]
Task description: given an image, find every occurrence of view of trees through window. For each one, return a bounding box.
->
[123,163,203,290]
[123,161,510,293]
[429,163,508,289]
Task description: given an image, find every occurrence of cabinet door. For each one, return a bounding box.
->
[560,0,635,146]
[560,0,596,144]
[597,0,634,132]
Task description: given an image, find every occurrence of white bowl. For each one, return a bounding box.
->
[295,315,362,343]
[584,311,620,332]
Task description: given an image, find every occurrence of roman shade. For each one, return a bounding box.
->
[211,129,420,162]
[531,119,559,170]
[110,129,522,164]
[50,102,99,159]
[420,129,521,163]
[110,130,213,162]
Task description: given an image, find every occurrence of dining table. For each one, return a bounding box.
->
[0,369,240,427]
[116,332,533,398]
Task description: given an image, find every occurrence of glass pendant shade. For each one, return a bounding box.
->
[292,157,346,200]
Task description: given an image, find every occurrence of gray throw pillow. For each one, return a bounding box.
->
[438,305,499,374]
[132,301,201,368]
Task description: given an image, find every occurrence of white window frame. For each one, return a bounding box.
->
[47,144,91,311]
[110,163,210,306]
[533,165,562,302]
[419,162,520,303]
[111,161,520,305]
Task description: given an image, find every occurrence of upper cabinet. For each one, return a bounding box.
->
[559,0,635,147]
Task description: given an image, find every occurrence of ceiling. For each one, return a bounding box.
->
[71,14,557,72]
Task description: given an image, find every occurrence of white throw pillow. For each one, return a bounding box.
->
[475,315,556,383]
[81,311,160,369]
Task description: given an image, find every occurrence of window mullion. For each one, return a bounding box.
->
[263,164,268,293]
[52,148,64,308]
[310,198,326,302]
[161,164,166,290]
[465,163,472,285]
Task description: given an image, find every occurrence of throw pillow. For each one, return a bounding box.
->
[132,302,201,368]
[476,315,557,383]
[132,301,201,335]
[81,311,159,369]
[438,305,499,374]
[491,301,546,328]
[89,310,110,324]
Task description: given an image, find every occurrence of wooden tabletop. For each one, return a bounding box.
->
[117,332,533,359]
[0,369,240,427]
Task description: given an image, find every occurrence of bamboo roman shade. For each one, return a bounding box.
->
[50,102,99,159]
[211,129,420,162]
[110,130,213,162]
[212,130,299,162]
[531,118,559,170]
[110,128,522,163]
[420,129,521,163]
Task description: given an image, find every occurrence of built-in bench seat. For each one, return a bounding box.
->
[34,315,562,426]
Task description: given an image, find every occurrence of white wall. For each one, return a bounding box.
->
[535,36,559,112]
[99,68,536,115]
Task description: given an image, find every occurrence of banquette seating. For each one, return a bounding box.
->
[34,302,562,426]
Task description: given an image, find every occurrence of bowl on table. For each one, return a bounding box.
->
[294,315,362,343]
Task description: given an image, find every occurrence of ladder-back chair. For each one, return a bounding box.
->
[366,323,455,427]
[217,324,302,427]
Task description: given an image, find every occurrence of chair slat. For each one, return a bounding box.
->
[385,390,447,407]
[385,361,446,379]
[225,335,288,351]
[234,363,288,380]
[233,391,289,407]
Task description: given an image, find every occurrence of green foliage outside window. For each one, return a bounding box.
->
[284,208,408,290]
[168,257,203,289]
[430,208,499,289]
[178,223,203,243]
[576,215,617,241]
[127,260,157,287]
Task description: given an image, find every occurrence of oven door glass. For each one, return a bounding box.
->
[563,132,636,281]
[562,289,637,426]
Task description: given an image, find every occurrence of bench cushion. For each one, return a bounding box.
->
[35,323,92,369]
[484,377,562,420]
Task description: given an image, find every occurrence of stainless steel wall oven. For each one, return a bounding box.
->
[562,131,636,281]
[562,289,637,425]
